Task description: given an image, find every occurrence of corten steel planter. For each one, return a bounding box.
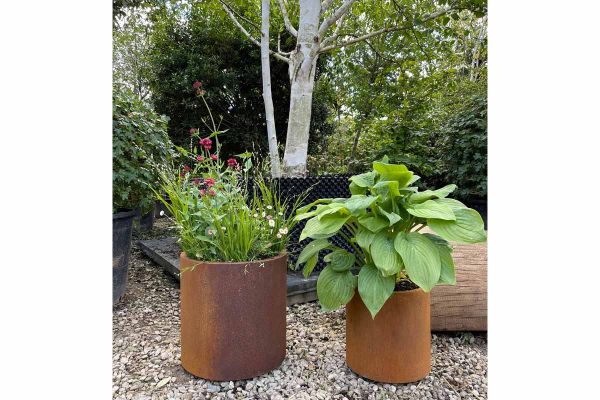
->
[180,252,287,381]
[346,288,431,383]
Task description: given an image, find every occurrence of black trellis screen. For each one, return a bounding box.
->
[271,174,354,272]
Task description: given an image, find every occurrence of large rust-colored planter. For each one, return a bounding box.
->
[180,252,287,381]
[346,289,431,383]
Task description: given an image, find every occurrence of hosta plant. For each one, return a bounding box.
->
[295,157,487,318]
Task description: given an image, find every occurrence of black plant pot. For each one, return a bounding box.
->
[113,209,136,304]
[134,204,156,231]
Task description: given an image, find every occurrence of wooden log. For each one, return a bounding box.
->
[431,241,487,331]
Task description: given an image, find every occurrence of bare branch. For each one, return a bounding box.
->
[318,0,359,40]
[318,6,454,53]
[276,0,297,37]
[219,0,290,63]
[321,12,346,47]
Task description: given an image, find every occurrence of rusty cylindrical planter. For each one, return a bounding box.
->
[346,288,431,383]
[180,252,287,381]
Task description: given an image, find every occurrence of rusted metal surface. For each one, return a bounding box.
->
[346,289,431,383]
[180,252,287,381]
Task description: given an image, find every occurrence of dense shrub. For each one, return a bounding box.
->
[113,85,173,213]
[439,92,487,199]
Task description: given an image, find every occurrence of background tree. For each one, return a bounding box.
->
[219,0,486,176]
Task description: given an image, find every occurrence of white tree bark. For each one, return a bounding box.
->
[281,0,321,176]
[261,0,282,177]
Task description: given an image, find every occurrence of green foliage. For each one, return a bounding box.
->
[113,84,172,212]
[438,91,487,198]
[295,159,487,318]
[154,93,305,263]
[147,2,333,157]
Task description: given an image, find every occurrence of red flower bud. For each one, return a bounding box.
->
[210,154,218,161]
[208,189,216,196]
[199,189,206,196]
[204,177,216,188]
[197,155,204,162]
[193,178,200,185]
[197,89,206,96]
[227,158,238,168]
[183,165,191,173]
[192,81,202,89]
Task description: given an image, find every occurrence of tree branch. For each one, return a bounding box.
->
[319,6,454,53]
[318,0,359,40]
[321,12,346,47]
[276,0,297,37]
[219,0,291,63]
[321,0,335,12]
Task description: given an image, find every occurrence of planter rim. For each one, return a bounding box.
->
[180,251,287,266]
[113,208,136,220]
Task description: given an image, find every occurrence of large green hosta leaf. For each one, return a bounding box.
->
[434,198,468,212]
[407,200,456,221]
[324,249,355,272]
[378,207,402,226]
[409,184,457,204]
[372,180,401,197]
[355,227,376,252]
[357,215,389,232]
[394,232,441,292]
[349,171,377,188]
[428,208,487,244]
[372,162,414,187]
[296,239,331,272]
[349,182,367,195]
[299,214,350,241]
[343,195,379,215]
[423,234,456,285]
[358,264,395,319]
[316,266,356,311]
[371,231,404,276]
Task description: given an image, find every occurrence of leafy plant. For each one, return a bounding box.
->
[295,157,487,318]
[154,82,305,263]
[113,84,173,213]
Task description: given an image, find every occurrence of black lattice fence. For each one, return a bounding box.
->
[249,174,353,272]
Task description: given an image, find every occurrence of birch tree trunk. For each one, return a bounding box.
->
[260,0,281,177]
[281,0,321,177]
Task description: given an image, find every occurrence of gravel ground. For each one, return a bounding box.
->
[114,220,487,400]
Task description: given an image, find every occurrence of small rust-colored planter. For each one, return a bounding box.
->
[346,288,431,383]
[180,252,287,381]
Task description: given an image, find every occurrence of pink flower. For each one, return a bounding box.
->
[208,189,216,196]
[199,189,206,196]
[183,165,191,173]
[197,155,204,162]
[210,154,218,161]
[227,158,238,168]
[193,178,200,185]
[197,89,206,96]
[192,81,202,89]
[200,138,212,150]
[204,177,216,188]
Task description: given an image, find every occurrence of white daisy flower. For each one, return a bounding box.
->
[266,205,273,210]
[276,233,282,239]
[207,229,215,236]
[268,219,275,227]
[159,210,165,216]
[262,211,266,218]
[221,227,226,231]
[282,227,288,234]
[278,212,283,216]
[266,215,273,220]
[253,213,258,218]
